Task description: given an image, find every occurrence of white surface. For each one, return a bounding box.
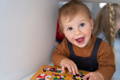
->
[0,0,59,80]
[112,39,120,80]
[83,0,120,3]
[22,73,34,80]
[60,0,120,3]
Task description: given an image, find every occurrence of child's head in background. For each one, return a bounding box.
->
[94,3,120,45]
[58,0,94,48]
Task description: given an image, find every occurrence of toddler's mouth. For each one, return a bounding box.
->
[75,37,85,43]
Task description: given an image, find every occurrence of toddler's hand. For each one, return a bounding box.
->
[83,71,104,80]
[60,58,79,75]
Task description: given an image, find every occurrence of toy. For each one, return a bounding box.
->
[31,65,88,80]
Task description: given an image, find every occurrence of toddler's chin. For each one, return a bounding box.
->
[74,42,87,48]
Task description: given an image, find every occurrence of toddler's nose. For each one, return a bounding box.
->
[75,29,81,35]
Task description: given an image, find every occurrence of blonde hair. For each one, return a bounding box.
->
[94,3,120,45]
[58,0,92,32]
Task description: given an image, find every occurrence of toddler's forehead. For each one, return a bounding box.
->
[61,11,90,23]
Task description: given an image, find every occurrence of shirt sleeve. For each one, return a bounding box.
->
[97,41,115,80]
[52,39,70,66]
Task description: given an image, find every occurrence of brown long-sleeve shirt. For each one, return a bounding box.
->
[52,36,115,80]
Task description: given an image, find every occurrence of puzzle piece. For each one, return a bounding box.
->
[31,65,88,80]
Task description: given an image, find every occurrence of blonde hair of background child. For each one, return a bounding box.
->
[94,3,120,45]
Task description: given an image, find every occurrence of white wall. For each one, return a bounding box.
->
[0,0,59,80]
[82,0,120,3]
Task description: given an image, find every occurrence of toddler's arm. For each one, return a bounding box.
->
[96,42,115,80]
[52,39,79,74]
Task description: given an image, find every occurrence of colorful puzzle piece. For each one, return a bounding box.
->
[31,65,88,80]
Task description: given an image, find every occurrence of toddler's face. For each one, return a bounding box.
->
[62,12,93,48]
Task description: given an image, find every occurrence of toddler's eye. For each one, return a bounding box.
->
[80,23,85,27]
[67,27,73,31]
